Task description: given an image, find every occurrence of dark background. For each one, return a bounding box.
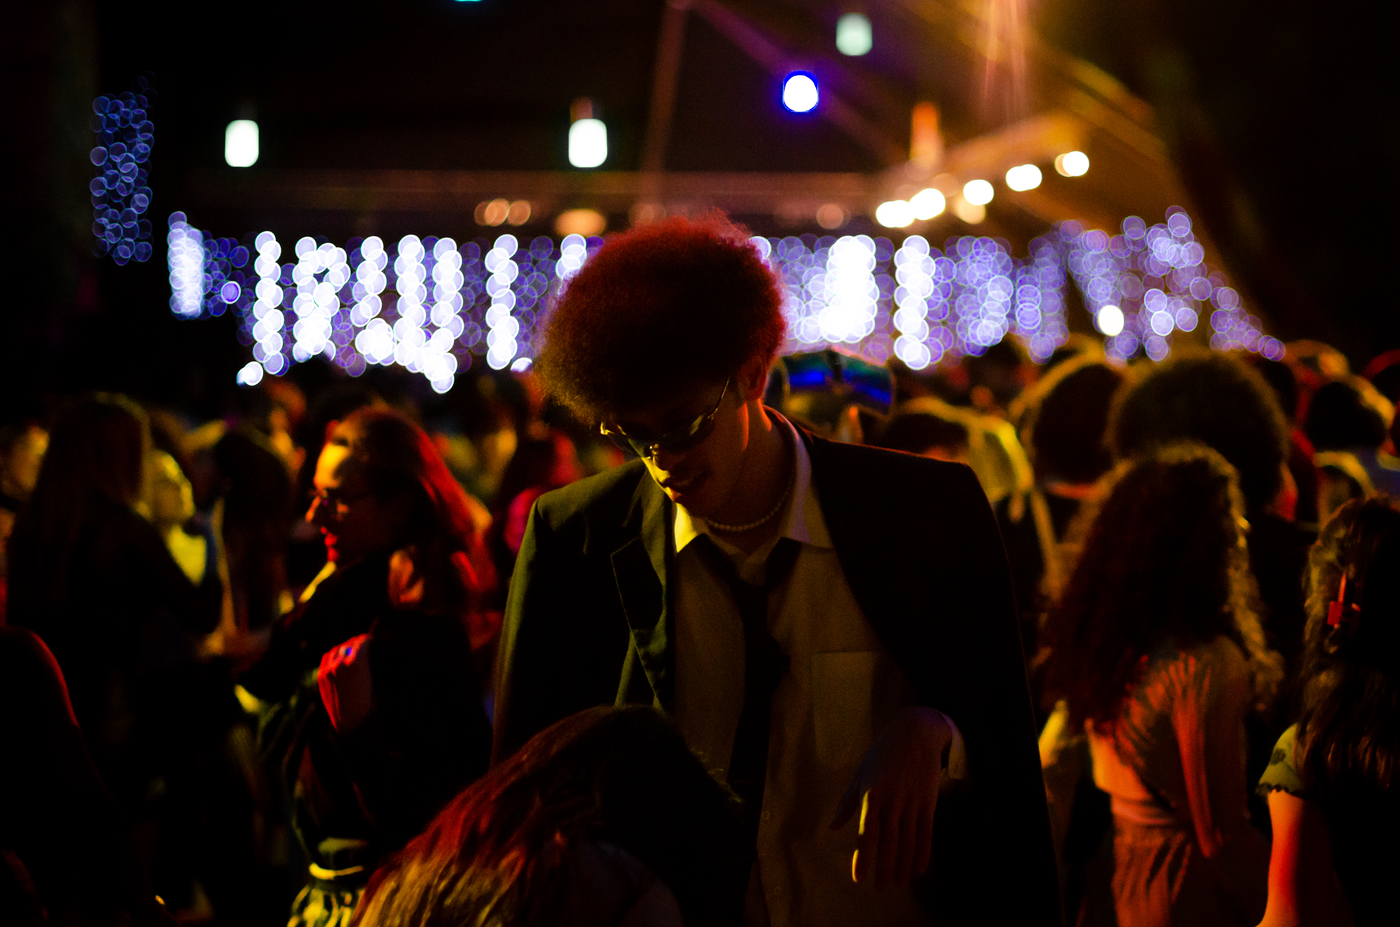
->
[4,0,1396,417]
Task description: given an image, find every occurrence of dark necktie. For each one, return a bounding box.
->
[693,535,801,832]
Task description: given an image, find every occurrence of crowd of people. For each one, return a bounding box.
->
[2,215,1397,927]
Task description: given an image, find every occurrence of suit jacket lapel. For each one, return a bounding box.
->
[610,473,676,712]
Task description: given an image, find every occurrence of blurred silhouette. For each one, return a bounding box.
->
[354,706,740,927]
[4,394,245,918]
[486,429,582,614]
[1305,377,1399,520]
[0,419,48,622]
[999,356,1125,669]
[1258,496,1400,927]
[1,625,173,927]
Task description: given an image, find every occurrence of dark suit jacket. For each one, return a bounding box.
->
[495,431,1061,925]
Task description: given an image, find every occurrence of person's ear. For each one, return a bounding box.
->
[737,357,771,403]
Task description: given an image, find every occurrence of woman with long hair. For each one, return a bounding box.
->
[241,407,497,927]
[353,706,741,927]
[1257,496,1400,926]
[241,406,496,698]
[1040,443,1282,927]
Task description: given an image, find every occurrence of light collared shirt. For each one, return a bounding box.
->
[672,412,963,927]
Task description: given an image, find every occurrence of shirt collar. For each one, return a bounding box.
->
[673,409,832,553]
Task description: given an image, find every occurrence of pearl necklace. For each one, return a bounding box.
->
[705,469,796,534]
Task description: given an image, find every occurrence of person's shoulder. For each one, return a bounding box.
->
[809,432,978,481]
[806,433,986,508]
[1199,634,1251,674]
[0,625,61,676]
[1258,723,1306,798]
[1153,635,1251,695]
[0,625,74,719]
[532,459,654,527]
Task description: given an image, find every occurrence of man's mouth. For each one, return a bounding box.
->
[660,473,700,493]
[322,530,340,561]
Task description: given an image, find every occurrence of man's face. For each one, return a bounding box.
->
[148,450,195,529]
[306,442,410,564]
[608,376,751,519]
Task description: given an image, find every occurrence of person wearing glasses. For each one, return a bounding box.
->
[238,408,496,926]
[493,216,1057,925]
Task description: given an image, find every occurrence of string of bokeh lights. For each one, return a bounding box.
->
[166,206,1278,390]
[90,81,156,264]
[1061,207,1280,362]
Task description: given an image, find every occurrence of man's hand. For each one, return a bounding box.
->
[830,706,952,888]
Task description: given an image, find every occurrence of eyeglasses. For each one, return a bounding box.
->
[307,486,374,517]
[600,377,730,461]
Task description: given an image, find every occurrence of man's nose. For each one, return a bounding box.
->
[307,496,328,526]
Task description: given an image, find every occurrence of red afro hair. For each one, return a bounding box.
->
[533,214,786,421]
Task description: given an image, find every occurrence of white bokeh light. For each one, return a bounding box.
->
[236,361,264,386]
[816,236,878,344]
[1096,304,1125,336]
[167,221,205,318]
[485,233,522,370]
[835,14,872,56]
[910,188,946,220]
[963,179,995,206]
[1005,164,1042,192]
[1055,151,1090,177]
[875,200,914,228]
[556,233,587,281]
[568,119,607,168]
[893,236,939,370]
[782,73,819,113]
[225,120,259,167]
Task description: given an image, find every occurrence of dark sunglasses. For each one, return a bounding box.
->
[600,377,730,460]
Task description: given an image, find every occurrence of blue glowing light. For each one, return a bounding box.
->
[91,78,155,263]
[782,72,819,113]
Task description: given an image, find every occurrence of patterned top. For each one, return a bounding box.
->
[1256,724,1307,798]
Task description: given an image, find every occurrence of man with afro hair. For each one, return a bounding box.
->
[493,215,1058,925]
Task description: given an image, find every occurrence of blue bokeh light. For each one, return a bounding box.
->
[782,72,819,113]
[90,78,155,263]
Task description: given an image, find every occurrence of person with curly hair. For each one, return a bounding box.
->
[495,215,1057,925]
[1108,350,1314,688]
[1257,496,1400,927]
[1040,444,1283,927]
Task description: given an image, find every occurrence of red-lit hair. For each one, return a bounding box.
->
[329,408,495,617]
[534,214,786,421]
[352,706,739,926]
